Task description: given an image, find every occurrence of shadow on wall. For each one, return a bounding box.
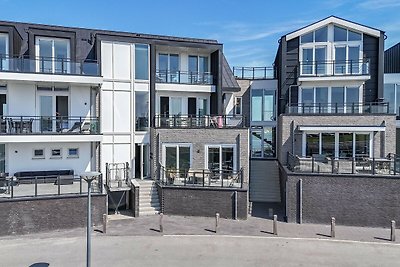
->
[29,263,49,267]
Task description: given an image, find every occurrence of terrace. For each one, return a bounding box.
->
[154,114,246,129]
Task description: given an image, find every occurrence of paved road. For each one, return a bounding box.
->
[1,235,399,267]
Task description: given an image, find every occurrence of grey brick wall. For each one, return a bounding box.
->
[0,194,107,236]
[233,79,251,127]
[282,168,400,227]
[160,186,248,219]
[278,114,396,164]
[150,128,250,187]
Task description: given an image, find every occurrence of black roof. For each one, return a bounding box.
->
[221,54,240,91]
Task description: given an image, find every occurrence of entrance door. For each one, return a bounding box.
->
[135,144,149,179]
[38,91,69,132]
[188,97,196,116]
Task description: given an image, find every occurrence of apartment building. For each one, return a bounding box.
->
[0,20,249,222]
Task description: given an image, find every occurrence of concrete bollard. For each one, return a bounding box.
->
[102,214,107,234]
[331,217,336,238]
[159,213,164,233]
[273,215,278,236]
[215,213,220,233]
[391,220,396,242]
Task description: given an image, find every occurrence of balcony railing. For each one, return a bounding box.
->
[0,54,100,76]
[157,165,243,188]
[0,116,99,135]
[285,102,390,115]
[154,115,246,128]
[233,66,275,80]
[156,70,213,85]
[299,59,370,77]
[287,152,400,176]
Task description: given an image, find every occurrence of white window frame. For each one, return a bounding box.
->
[35,36,71,73]
[204,144,237,172]
[134,43,150,81]
[0,33,9,70]
[67,148,79,158]
[161,143,192,170]
[32,148,45,159]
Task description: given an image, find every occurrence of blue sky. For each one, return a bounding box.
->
[1,0,399,67]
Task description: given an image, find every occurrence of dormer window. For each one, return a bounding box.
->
[36,37,70,73]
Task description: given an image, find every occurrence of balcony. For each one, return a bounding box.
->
[0,55,99,76]
[287,152,400,176]
[0,116,99,135]
[154,115,246,129]
[233,66,275,80]
[285,102,390,115]
[156,70,213,85]
[299,59,370,81]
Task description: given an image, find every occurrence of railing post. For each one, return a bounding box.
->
[35,177,38,197]
[372,157,376,175]
[391,220,396,242]
[215,212,220,233]
[20,116,22,133]
[312,156,315,173]
[202,170,205,187]
[352,157,355,174]
[252,67,255,80]
[11,178,14,198]
[394,157,397,175]
[331,217,336,238]
[241,68,244,79]
[178,70,181,84]
[79,117,82,133]
[58,176,61,195]
[80,176,82,194]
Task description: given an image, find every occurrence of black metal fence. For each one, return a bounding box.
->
[285,102,390,115]
[156,70,213,85]
[233,66,275,80]
[287,152,400,175]
[299,59,370,76]
[157,166,243,188]
[154,114,246,128]
[0,54,99,76]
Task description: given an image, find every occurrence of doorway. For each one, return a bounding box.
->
[135,144,149,179]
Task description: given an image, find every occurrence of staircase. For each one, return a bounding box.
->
[249,160,281,202]
[137,180,161,216]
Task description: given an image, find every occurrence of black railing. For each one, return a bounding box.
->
[0,116,99,135]
[154,114,246,128]
[0,54,99,76]
[287,152,400,175]
[157,166,243,188]
[0,174,103,199]
[299,59,369,77]
[156,70,213,85]
[233,66,275,80]
[286,102,390,114]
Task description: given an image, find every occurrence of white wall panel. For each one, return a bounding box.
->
[113,91,131,133]
[113,144,131,164]
[7,142,91,175]
[114,135,131,144]
[114,82,131,91]
[70,85,91,117]
[8,82,36,116]
[113,43,131,80]
[101,90,113,133]
[101,143,113,174]
[101,42,113,79]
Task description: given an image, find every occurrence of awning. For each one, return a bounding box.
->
[297,125,386,132]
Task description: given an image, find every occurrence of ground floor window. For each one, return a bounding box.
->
[303,132,372,158]
[206,145,236,171]
[251,127,276,158]
[163,144,191,172]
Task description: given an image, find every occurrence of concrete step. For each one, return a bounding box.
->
[139,210,160,216]
[139,203,160,209]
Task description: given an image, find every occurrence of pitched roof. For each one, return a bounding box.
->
[285,15,382,41]
[221,53,240,92]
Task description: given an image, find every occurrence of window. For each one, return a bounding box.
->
[251,89,275,121]
[51,148,62,158]
[33,149,45,159]
[251,127,276,158]
[189,55,209,84]
[348,30,362,41]
[306,134,319,157]
[36,37,70,73]
[0,33,8,71]
[234,97,242,115]
[300,26,328,43]
[206,145,236,171]
[300,32,313,44]
[334,26,347,42]
[164,144,191,172]
[302,48,313,74]
[67,148,79,158]
[135,44,149,80]
[158,53,179,82]
[135,91,149,131]
[384,83,399,115]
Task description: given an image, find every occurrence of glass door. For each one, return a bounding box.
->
[0,34,8,71]
[36,37,70,73]
[135,144,149,179]
[38,91,69,132]
[40,95,53,132]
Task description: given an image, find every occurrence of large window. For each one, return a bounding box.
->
[164,144,191,172]
[135,91,149,131]
[334,26,362,42]
[135,44,149,80]
[0,33,8,70]
[251,127,276,158]
[36,37,70,73]
[158,53,179,82]
[384,83,400,115]
[206,145,236,171]
[251,89,275,121]
[304,132,371,158]
[300,26,328,43]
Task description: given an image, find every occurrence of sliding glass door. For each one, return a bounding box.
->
[163,144,191,173]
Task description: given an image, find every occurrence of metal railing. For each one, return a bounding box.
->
[0,174,103,199]
[285,102,390,114]
[0,54,99,76]
[287,152,400,175]
[154,114,246,128]
[299,59,370,77]
[0,116,99,135]
[157,165,243,188]
[156,70,213,85]
[105,162,130,189]
[135,117,149,131]
[233,66,275,80]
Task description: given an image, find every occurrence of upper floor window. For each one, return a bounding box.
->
[334,26,362,42]
[36,37,70,73]
[135,44,149,80]
[0,33,9,70]
[189,55,209,73]
[300,26,328,44]
[234,96,242,115]
[251,89,275,122]
[384,83,400,115]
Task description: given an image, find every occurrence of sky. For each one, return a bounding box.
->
[0,0,399,67]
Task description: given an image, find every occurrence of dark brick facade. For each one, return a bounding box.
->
[0,194,107,236]
[159,185,248,219]
[281,167,400,227]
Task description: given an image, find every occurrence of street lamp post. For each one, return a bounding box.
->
[81,171,101,267]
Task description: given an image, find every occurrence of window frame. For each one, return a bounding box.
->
[134,44,149,81]
[50,148,62,159]
[32,148,45,159]
[35,36,71,73]
[234,96,242,116]
[162,143,192,171]
[205,144,237,172]
[67,148,79,158]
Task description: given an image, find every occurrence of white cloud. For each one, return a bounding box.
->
[358,0,400,9]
